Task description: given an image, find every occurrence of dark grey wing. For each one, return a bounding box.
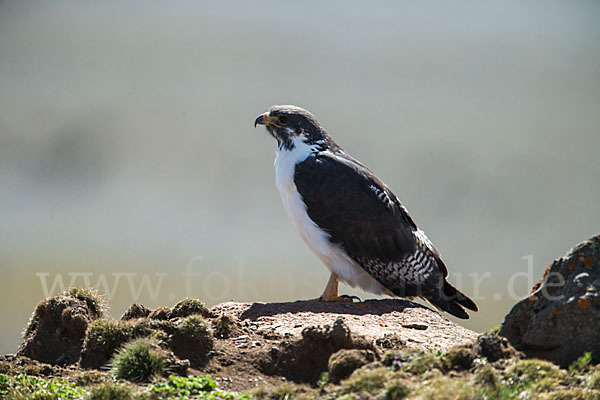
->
[294,151,477,318]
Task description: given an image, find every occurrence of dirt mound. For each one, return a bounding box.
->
[259,318,374,384]
[18,295,99,365]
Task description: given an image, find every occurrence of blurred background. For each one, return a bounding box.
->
[1,0,599,355]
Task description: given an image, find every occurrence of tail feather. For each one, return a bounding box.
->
[425,281,478,320]
[443,281,478,312]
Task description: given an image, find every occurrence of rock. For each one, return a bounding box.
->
[328,349,377,383]
[212,299,477,353]
[500,234,600,367]
[18,295,98,365]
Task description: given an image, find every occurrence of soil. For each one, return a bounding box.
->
[4,297,479,393]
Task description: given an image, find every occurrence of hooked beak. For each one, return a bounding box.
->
[254,112,282,128]
[254,113,267,128]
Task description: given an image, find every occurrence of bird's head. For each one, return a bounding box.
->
[254,105,331,150]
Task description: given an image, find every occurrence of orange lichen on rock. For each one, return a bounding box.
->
[583,256,592,266]
[578,297,590,310]
[569,263,576,271]
[528,295,538,304]
[552,308,561,316]
[543,264,552,278]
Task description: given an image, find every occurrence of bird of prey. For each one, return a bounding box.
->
[254,105,478,319]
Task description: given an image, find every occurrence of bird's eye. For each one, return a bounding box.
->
[278,116,288,125]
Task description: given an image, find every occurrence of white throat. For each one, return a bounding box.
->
[274,134,319,190]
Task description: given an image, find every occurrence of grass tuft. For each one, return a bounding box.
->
[340,367,388,394]
[442,346,475,371]
[383,379,411,400]
[473,365,498,389]
[82,319,156,364]
[507,359,564,389]
[171,298,212,318]
[251,383,311,400]
[111,337,166,382]
[176,315,214,354]
[416,376,479,400]
[89,382,134,400]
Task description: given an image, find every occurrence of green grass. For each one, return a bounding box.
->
[111,337,167,382]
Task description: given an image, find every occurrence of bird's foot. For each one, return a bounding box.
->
[319,294,361,303]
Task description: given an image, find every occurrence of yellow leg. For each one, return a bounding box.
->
[319,273,354,302]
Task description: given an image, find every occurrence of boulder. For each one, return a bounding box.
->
[500,234,600,367]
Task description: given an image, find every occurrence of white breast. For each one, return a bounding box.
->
[274,135,389,295]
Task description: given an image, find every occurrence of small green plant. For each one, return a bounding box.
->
[89,382,134,400]
[111,337,166,382]
[0,374,88,399]
[569,352,593,372]
[62,287,106,318]
[0,374,8,396]
[317,372,329,390]
[152,375,251,399]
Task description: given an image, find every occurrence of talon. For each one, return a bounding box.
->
[340,294,362,302]
[320,295,355,303]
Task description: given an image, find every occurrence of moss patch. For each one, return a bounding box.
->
[80,318,165,368]
[328,349,377,383]
[170,298,212,319]
[62,287,106,319]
